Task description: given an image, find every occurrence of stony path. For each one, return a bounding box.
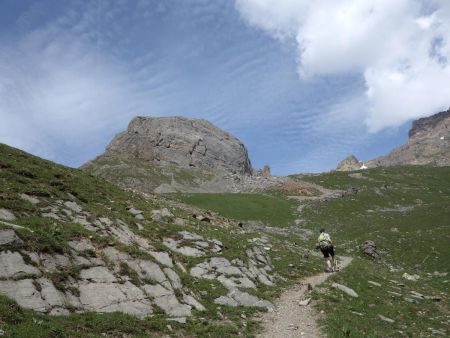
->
[257,256,353,338]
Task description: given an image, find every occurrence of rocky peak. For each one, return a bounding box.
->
[336,155,361,171]
[408,108,450,139]
[335,108,450,170]
[366,108,450,168]
[102,116,252,175]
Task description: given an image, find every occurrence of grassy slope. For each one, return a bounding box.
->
[0,144,321,337]
[299,167,450,337]
[175,167,449,337]
[176,193,298,227]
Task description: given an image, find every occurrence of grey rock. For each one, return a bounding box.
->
[360,240,380,259]
[182,294,205,311]
[80,267,117,283]
[235,277,256,289]
[79,282,152,316]
[0,251,41,278]
[258,274,274,286]
[64,201,83,213]
[152,208,173,218]
[98,217,113,226]
[368,280,382,287]
[214,295,238,307]
[19,193,40,204]
[150,251,173,267]
[128,208,143,215]
[0,209,16,221]
[41,212,61,221]
[153,294,192,317]
[49,307,71,316]
[174,218,186,226]
[217,275,238,290]
[134,260,167,284]
[176,262,187,273]
[190,266,210,279]
[152,213,162,222]
[102,246,129,263]
[0,279,48,312]
[217,265,242,276]
[39,253,71,273]
[135,214,145,220]
[0,229,22,245]
[164,268,182,289]
[229,290,273,309]
[377,314,395,323]
[68,238,95,252]
[179,231,204,241]
[143,284,173,298]
[38,278,66,307]
[332,283,359,298]
[402,273,420,281]
[163,238,204,257]
[209,257,231,269]
[298,298,311,306]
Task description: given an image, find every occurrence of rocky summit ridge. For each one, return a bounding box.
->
[336,108,450,171]
[97,116,252,175]
[83,116,285,193]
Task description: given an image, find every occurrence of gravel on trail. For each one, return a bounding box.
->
[257,256,353,338]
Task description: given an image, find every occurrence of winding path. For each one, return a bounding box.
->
[257,256,353,338]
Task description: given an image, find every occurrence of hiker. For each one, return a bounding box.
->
[317,228,337,272]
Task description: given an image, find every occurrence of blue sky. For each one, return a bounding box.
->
[0,0,449,174]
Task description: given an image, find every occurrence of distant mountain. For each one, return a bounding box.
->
[82,116,283,193]
[336,155,363,171]
[336,108,450,171]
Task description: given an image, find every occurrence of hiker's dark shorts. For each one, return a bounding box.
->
[321,246,335,258]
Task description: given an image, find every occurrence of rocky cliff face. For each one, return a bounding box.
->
[83,116,265,193]
[367,108,450,167]
[336,109,450,171]
[98,116,252,175]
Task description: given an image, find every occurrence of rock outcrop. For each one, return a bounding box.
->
[82,116,287,193]
[336,108,450,170]
[336,155,362,171]
[86,116,252,174]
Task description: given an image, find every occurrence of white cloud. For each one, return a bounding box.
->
[235,0,450,131]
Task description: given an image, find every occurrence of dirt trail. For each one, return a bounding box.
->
[257,256,353,338]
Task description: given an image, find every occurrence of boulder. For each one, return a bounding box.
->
[0,251,41,278]
[0,209,16,221]
[360,240,380,259]
[0,230,22,246]
[332,283,359,298]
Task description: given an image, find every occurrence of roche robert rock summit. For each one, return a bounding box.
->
[99,116,252,174]
[83,116,283,193]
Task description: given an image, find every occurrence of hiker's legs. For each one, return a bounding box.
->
[331,255,337,271]
[325,257,332,270]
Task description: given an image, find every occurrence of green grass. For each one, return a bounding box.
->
[314,258,448,338]
[0,143,321,337]
[299,166,450,337]
[176,193,299,227]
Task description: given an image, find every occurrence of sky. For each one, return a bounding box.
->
[0,0,449,174]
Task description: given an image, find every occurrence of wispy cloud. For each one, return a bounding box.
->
[235,0,450,132]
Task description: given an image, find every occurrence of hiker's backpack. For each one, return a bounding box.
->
[318,233,331,249]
